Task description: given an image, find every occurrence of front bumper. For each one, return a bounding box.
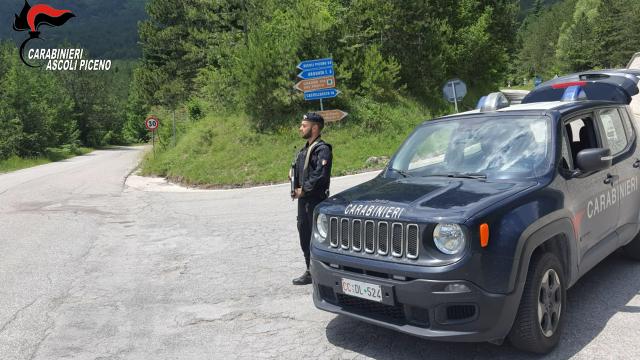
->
[310,258,521,343]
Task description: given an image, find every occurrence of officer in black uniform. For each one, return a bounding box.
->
[291,112,332,285]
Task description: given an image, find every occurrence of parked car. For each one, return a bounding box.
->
[309,72,640,353]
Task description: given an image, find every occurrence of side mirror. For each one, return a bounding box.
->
[576,148,612,173]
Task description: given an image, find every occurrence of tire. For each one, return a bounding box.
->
[508,252,566,354]
[623,231,640,260]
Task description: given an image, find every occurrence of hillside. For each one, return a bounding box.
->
[140,101,431,187]
[0,0,146,59]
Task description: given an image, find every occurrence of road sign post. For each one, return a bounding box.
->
[294,58,346,121]
[316,110,348,123]
[145,115,159,154]
[297,58,333,70]
[452,82,458,113]
[443,79,467,113]
[294,76,336,92]
[303,89,340,101]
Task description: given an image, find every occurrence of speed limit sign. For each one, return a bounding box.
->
[145,115,159,131]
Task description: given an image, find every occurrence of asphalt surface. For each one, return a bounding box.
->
[1,147,640,359]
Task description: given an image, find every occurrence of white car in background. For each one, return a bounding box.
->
[628,52,640,122]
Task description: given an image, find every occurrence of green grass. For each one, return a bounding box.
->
[141,98,433,187]
[0,146,93,174]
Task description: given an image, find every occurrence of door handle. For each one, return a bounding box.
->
[633,159,640,168]
[604,173,619,185]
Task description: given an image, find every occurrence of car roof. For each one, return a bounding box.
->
[433,100,623,126]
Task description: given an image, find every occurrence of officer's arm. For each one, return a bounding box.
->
[302,146,332,194]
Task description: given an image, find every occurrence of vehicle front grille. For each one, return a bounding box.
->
[364,220,375,253]
[329,217,339,247]
[407,224,419,259]
[377,222,389,255]
[328,217,420,260]
[352,219,362,251]
[391,223,403,257]
[340,218,349,249]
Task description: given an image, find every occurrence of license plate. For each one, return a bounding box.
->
[341,278,382,302]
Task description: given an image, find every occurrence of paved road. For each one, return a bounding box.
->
[1,147,640,359]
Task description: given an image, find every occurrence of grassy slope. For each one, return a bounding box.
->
[0,146,92,174]
[141,100,431,187]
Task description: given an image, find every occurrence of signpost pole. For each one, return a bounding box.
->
[451,81,459,113]
[152,130,155,156]
[320,99,324,111]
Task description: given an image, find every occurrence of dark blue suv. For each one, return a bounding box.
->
[310,71,640,353]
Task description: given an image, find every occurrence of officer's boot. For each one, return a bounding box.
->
[292,270,312,285]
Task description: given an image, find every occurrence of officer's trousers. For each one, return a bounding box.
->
[297,196,323,269]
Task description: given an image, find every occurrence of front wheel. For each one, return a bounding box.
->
[508,252,566,354]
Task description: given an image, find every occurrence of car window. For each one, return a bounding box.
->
[564,116,599,169]
[408,127,452,170]
[560,127,573,170]
[598,108,628,155]
[630,95,640,121]
[621,107,636,140]
[391,116,552,179]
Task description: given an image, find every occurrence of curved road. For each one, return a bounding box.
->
[1,147,640,359]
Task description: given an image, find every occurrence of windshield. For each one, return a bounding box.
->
[389,115,552,180]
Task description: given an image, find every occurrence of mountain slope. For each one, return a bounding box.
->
[0,0,146,59]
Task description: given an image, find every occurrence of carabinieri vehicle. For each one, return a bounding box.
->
[310,71,640,353]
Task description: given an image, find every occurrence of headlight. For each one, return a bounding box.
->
[316,213,328,240]
[433,223,466,255]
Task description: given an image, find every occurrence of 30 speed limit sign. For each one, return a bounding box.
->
[145,115,159,131]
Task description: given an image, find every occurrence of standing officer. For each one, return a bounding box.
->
[291,112,332,285]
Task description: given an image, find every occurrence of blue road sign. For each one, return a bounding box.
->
[297,58,333,70]
[304,88,340,101]
[298,67,334,80]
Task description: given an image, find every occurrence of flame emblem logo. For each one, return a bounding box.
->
[13,0,75,67]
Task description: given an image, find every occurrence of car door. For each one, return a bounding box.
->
[596,107,640,244]
[561,112,620,274]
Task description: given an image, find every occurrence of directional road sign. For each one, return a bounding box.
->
[317,109,348,123]
[443,78,467,102]
[294,76,336,92]
[145,115,159,131]
[298,67,334,80]
[304,89,340,101]
[297,58,333,70]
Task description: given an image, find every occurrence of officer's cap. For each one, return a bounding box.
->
[303,112,324,126]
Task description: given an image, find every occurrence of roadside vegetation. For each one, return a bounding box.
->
[0,42,146,167]
[3,0,640,184]
[0,145,92,174]
[513,0,640,83]
[137,0,640,187]
[136,0,518,185]
[141,99,428,186]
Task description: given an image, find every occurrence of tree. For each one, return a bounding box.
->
[532,0,544,16]
[0,42,76,157]
[516,0,576,78]
[124,70,151,143]
[137,0,194,109]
